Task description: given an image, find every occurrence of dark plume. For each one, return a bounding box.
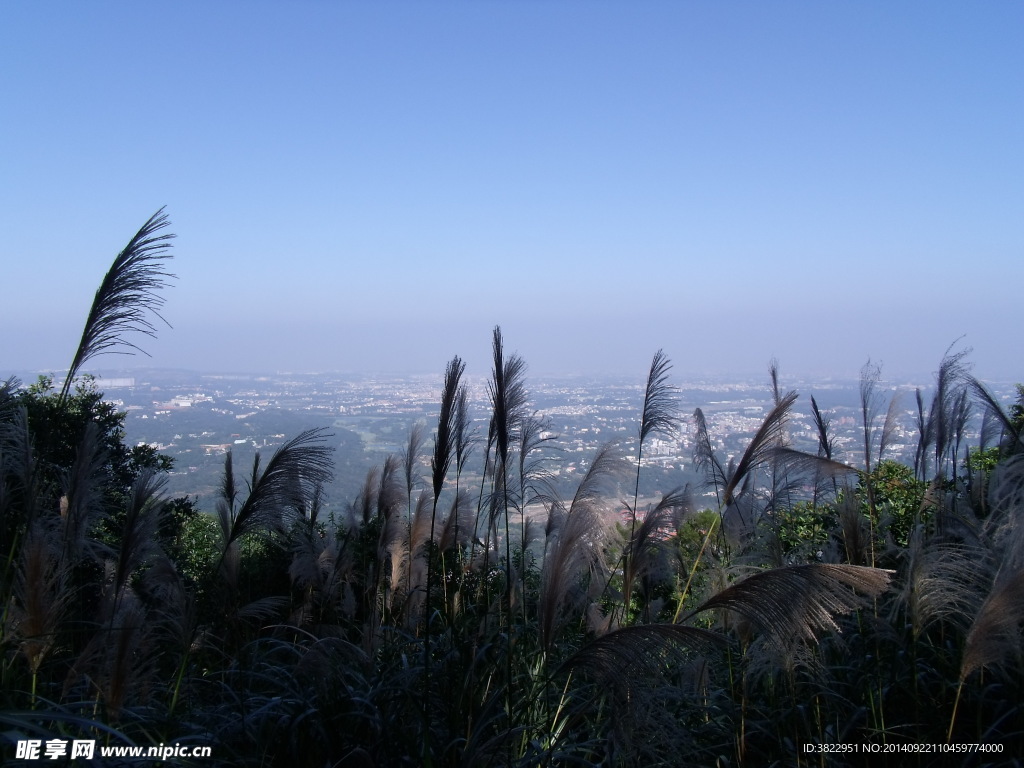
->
[488,326,528,468]
[61,208,175,401]
[432,356,465,501]
[640,350,678,444]
[681,563,892,649]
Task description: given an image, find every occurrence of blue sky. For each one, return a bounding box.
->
[1,2,1021,382]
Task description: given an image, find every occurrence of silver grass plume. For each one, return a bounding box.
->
[914,388,932,480]
[403,421,427,508]
[0,376,18,417]
[810,396,836,462]
[927,346,971,480]
[431,356,465,502]
[680,563,891,651]
[722,391,798,508]
[11,519,73,677]
[68,583,154,721]
[487,325,528,695]
[960,569,1024,680]
[354,465,380,526]
[439,490,475,552]
[220,428,334,550]
[859,360,884,474]
[454,385,475,475]
[518,413,555,511]
[770,446,862,485]
[426,356,465,633]
[891,527,989,639]
[958,455,1024,681]
[406,490,433,622]
[377,453,404,521]
[765,359,794,514]
[557,623,725,695]
[539,443,622,650]
[878,390,904,462]
[969,377,1022,453]
[58,421,108,564]
[632,350,678,512]
[639,350,678,446]
[621,351,678,620]
[4,408,43,531]
[622,487,690,625]
[859,362,885,565]
[982,455,1024,572]
[693,408,727,503]
[373,454,403,604]
[487,326,528,471]
[61,208,175,401]
[110,469,167,599]
[837,492,870,564]
[402,421,426,596]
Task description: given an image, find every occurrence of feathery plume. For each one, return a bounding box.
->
[61,208,175,401]
[681,563,892,649]
[721,391,798,507]
[431,356,465,502]
[639,350,678,445]
[222,428,334,549]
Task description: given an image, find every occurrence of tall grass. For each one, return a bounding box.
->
[4,211,1024,766]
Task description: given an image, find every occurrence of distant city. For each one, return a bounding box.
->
[5,367,1017,515]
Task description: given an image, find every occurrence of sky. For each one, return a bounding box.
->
[1,2,1021,384]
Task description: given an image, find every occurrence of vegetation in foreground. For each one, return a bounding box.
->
[3,210,1023,767]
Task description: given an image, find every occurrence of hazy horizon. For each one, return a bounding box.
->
[2,3,1021,382]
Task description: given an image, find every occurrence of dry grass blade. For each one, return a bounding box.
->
[681,564,892,647]
[61,208,175,400]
